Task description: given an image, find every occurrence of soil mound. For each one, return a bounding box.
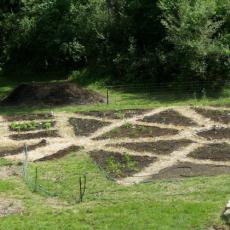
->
[1,82,105,106]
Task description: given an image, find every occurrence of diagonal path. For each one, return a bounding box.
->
[0,106,230,185]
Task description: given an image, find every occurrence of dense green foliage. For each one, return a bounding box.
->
[0,0,229,93]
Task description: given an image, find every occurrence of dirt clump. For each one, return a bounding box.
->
[90,150,156,178]
[1,82,105,106]
[140,109,198,126]
[189,143,230,161]
[109,139,193,155]
[152,162,230,180]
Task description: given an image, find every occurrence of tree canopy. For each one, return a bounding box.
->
[0,0,229,93]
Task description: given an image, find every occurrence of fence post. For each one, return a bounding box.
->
[106,88,109,105]
[23,144,29,181]
[79,174,86,203]
[33,167,38,192]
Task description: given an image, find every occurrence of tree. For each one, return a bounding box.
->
[159,0,230,95]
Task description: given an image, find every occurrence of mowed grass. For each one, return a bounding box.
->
[0,79,229,116]
[0,75,229,229]
[0,152,229,230]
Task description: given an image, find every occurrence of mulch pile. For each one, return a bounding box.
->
[1,82,105,106]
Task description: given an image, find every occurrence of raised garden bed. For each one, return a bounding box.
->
[4,113,54,122]
[9,130,59,140]
[140,109,198,126]
[9,121,55,132]
[69,118,111,136]
[89,150,156,178]
[188,143,230,161]
[0,139,47,157]
[36,145,81,161]
[76,109,150,120]
[197,128,230,140]
[151,162,230,180]
[194,108,230,124]
[94,124,178,140]
[109,139,193,155]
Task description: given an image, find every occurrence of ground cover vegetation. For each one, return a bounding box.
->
[0,0,229,96]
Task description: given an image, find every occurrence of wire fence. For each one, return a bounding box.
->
[23,144,176,203]
[104,81,230,105]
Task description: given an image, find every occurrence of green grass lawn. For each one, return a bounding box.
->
[0,152,229,230]
[0,74,229,229]
[0,76,229,116]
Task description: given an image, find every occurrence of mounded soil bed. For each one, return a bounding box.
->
[76,109,150,120]
[188,143,230,161]
[9,130,59,140]
[197,128,230,140]
[4,113,54,122]
[94,124,178,140]
[0,139,47,157]
[36,145,81,161]
[90,150,157,178]
[109,139,193,155]
[194,108,230,124]
[69,118,111,137]
[140,109,198,126]
[1,82,105,106]
[151,162,230,180]
[9,121,56,132]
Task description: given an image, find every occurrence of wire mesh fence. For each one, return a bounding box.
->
[104,81,230,106]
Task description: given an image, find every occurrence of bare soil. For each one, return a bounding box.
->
[90,150,157,178]
[0,198,23,217]
[36,145,81,161]
[94,124,178,140]
[194,108,230,124]
[197,128,230,140]
[140,109,198,126]
[9,130,59,140]
[188,143,230,161]
[69,118,111,137]
[0,166,21,179]
[76,109,150,120]
[1,82,105,106]
[4,113,54,122]
[151,162,230,180]
[0,139,47,157]
[109,139,193,155]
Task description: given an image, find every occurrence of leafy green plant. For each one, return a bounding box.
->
[106,157,122,176]
[9,121,54,132]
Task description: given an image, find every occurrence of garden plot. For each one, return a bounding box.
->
[75,109,150,120]
[193,107,230,124]
[89,150,156,178]
[108,139,193,155]
[139,109,198,127]
[94,124,178,140]
[0,106,230,185]
[69,117,111,136]
[197,128,230,140]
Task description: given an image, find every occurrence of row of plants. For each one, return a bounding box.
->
[9,120,55,132]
